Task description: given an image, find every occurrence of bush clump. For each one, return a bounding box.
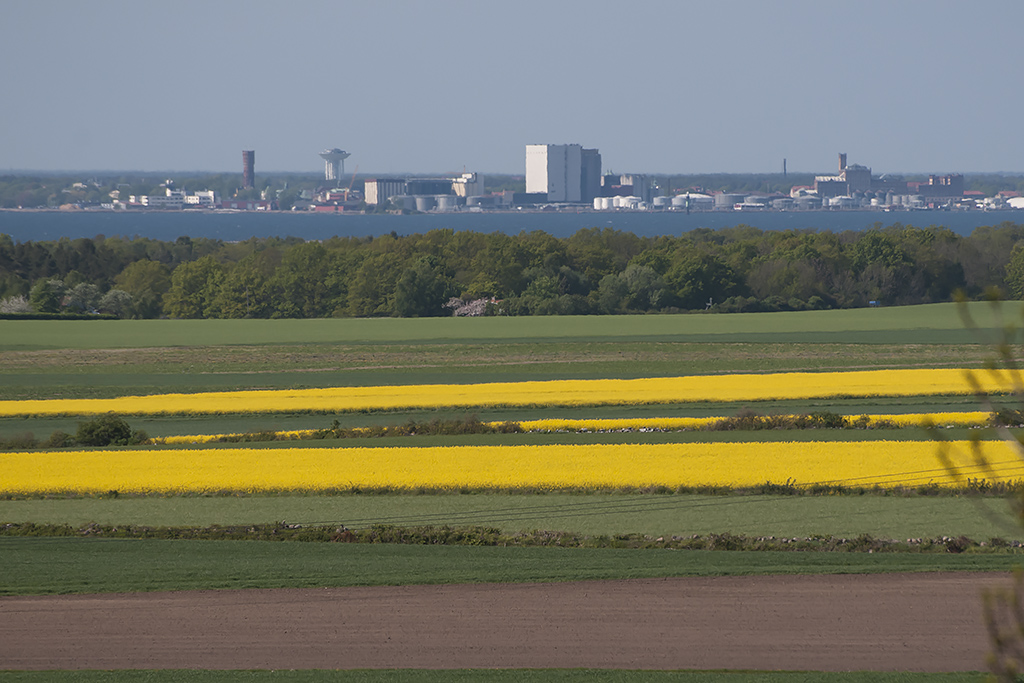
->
[75,414,148,447]
[310,414,522,441]
[707,410,849,431]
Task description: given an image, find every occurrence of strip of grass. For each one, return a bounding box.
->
[1,537,1019,596]
[3,493,1021,540]
[0,394,991,439]
[0,424,1004,450]
[0,340,1001,401]
[0,671,989,682]
[0,302,1016,352]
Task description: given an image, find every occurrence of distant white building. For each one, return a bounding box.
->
[364,178,408,205]
[526,144,583,202]
[184,190,219,207]
[128,188,219,209]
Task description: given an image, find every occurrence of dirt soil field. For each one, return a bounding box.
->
[1,573,1005,672]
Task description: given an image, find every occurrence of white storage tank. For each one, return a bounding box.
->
[392,195,416,211]
[414,196,437,212]
[436,195,459,211]
[714,193,745,210]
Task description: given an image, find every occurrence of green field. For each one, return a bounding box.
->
[1,537,1017,596]
[2,492,1021,540]
[4,304,1024,595]
[2,302,1021,351]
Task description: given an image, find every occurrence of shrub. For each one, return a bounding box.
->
[0,295,31,314]
[2,432,38,450]
[76,414,134,447]
[42,430,74,448]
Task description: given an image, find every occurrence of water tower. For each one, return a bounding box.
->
[242,150,255,189]
[319,148,351,184]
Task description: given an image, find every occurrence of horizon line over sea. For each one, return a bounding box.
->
[1,209,1022,243]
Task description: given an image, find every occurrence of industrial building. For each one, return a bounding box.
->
[912,174,964,198]
[364,177,408,206]
[525,144,602,203]
[814,153,914,198]
[601,173,654,203]
[363,173,486,208]
[451,172,484,198]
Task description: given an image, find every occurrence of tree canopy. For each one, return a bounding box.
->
[2,222,1024,319]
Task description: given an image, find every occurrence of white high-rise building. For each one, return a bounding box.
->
[526,144,583,202]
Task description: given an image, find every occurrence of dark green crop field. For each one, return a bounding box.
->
[1,301,1020,352]
[1,537,1017,596]
[2,492,1020,541]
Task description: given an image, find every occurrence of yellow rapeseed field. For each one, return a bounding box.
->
[0,368,1012,417]
[3,440,1021,495]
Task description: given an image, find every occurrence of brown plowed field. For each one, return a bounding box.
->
[1,573,1006,672]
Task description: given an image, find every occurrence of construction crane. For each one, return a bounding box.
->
[344,166,359,201]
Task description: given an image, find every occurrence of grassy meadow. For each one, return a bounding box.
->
[3,538,1020,596]
[2,492,1021,540]
[1,301,1021,351]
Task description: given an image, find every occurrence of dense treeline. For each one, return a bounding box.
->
[4,222,1024,318]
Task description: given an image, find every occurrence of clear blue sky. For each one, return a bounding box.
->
[3,0,1021,175]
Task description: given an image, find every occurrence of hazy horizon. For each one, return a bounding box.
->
[4,0,1022,175]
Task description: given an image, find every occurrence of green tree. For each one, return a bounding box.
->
[346,252,404,317]
[511,274,560,315]
[665,253,742,309]
[213,251,278,318]
[115,260,172,318]
[163,255,224,318]
[392,257,455,317]
[622,263,669,310]
[269,243,335,318]
[596,273,629,314]
[28,278,64,313]
[1005,244,1024,300]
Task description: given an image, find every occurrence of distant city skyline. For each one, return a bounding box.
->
[3,0,1022,174]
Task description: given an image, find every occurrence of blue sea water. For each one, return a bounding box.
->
[0,209,1021,243]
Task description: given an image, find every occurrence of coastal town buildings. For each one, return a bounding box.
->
[46,145,1020,215]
